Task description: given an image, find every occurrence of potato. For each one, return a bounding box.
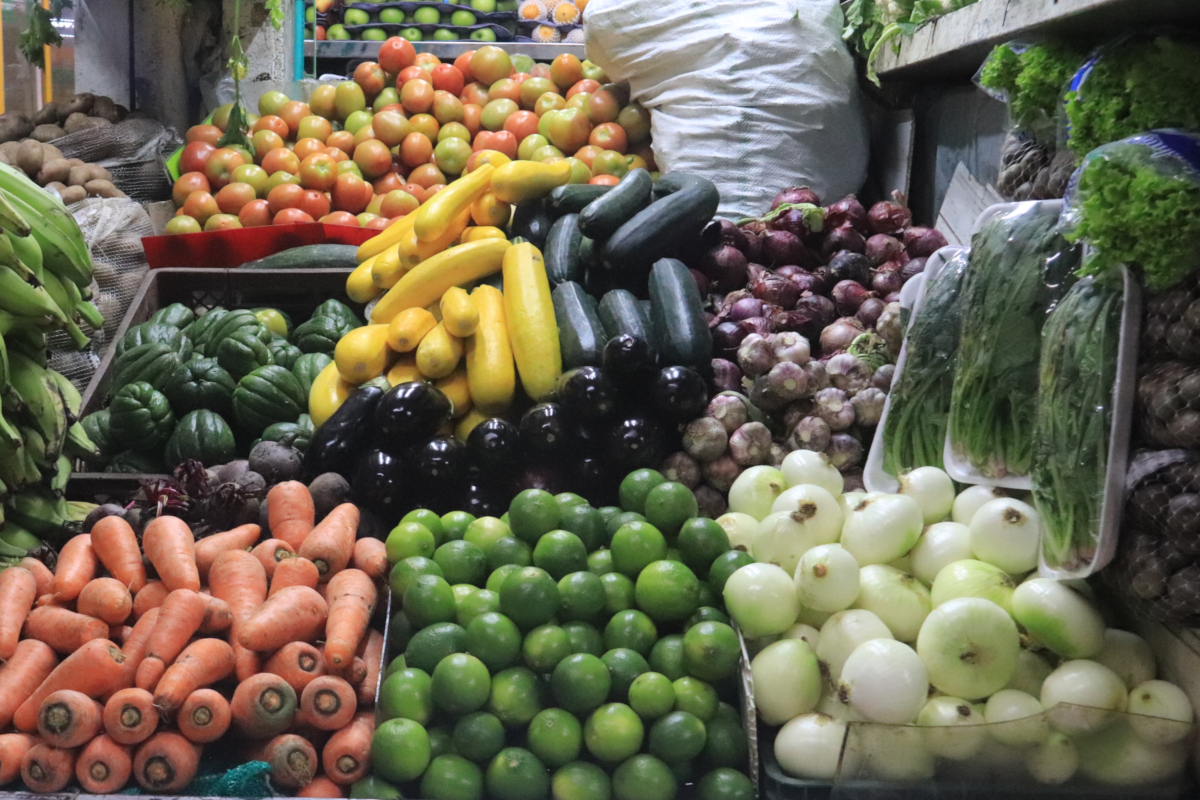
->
[40,143,62,162]
[92,262,118,289]
[59,185,88,204]
[86,164,112,183]
[0,114,34,144]
[44,180,67,194]
[67,165,92,187]
[32,103,59,126]
[30,124,64,143]
[36,158,71,186]
[91,96,120,123]
[57,93,95,122]
[63,112,90,135]
[64,158,85,168]
[84,179,122,198]
[16,139,44,177]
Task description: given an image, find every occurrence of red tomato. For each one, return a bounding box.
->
[503,111,540,143]
[398,66,427,86]
[408,163,445,189]
[203,148,246,190]
[215,182,257,215]
[372,173,405,195]
[253,115,290,138]
[415,53,441,68]
[354,61,387,101]
[472,131,518,160]
[326,131,357,155]
[262,147,301,177]
[181,191,219,225]
[294,138,326,161]
[298,189,331,220]
[172,172,210,207]
[589,122,628,154]
[460,82,490,108]
[180,142,216,175]
[238,199,273,227]
[400,80,434,115]
[273,208,316,225]
[354,139,394,179]
[572,145,602,169]
[279,101,313,139]
[431,65,465,97]
[567,79,602,99]
[332,173,374,214]
[453,51,476,84]
[589,174,620,186]
[186,124,222,146]
[299,153,338,191]
[461,104,482,139]
[400,133,433,169]
[320,211,361,226]
[379,37,417,75]
[267,183,305,215]
[365,216,392,231]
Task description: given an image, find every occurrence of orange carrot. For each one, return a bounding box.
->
[78,577,134,625]
[268,481,315,550]
[18,558,54,597]
[20,743,75,792]
[132,731,201,792]
[240,585,328,652]
[323,569,377,670]
[0,640,57,729]
[254,733,318,789]
[355,629,384,707]
[270,556,320,597]
[76,734,132,793]
[298,504,359,581]
[195,523,261,580]
[141,516,200,593]
[110,624,133,643]
[322,711,374,785]
[230,672,297,740]
[196,593,233,634]
[132,580,169,619]
[36,689,104,749]
[208,550,269,681]
[103,687,158,745]
[153,638,235,715]
[22,606,109,654]
[299,675,356,731]
[119,607,159,685]
[0,567,37,659]
[52,534,97,602]
[351,538,388,582]
[298,775,347,798]
[264,641,326,695]
[90,516,147,593]
[178,689,230,744]
[0,733,39,785]
[134,589,207,691]
[251,538,296,579]
[13,638,126,732]
[333,656,367,687]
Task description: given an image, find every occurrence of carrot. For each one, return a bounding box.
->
[333,656,367,686]
[178,689,230,744]
[103,687,159,745]
[195,523,261,580]
[251,538,296,579]
[298,775,347,798]
[0,640,57,729]
[36,689,104,748]
[351,538,388,582]
[132,580,169,618]
[51,533,97,603]
[356,629,384,707]
[132,731,201,792]
[18,557,54,597]
[230,672,297,740]
[253,733,318,789]
[323,569,377,669]
[268,481,315,550]
[153,638,235,715]
[90,516,147,593]
[239,585,328,652]
[20,743,75,792]
[134,589,207,691]
[0,733,39,785]
[22,606,109,654]
[269,556,320,598]
[110,624,133,643]
[76,734,132,793]
[119,607,159,685]
[263,641,326,695]
[0,567,37,659]
[208,550,269,681]
[78,577,134,625]
[13,638,127,732]
[196,593,233,634]
[322,711,374,785]
[298,504,359,581]
[299,675,356,731]
[141,516,200,592]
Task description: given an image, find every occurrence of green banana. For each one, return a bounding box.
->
[0,191,31,239]
[7,352,67,460]
[37,270,90,350]
[19,427,46,469]
[4,487,73,540]
[6,230,42,282]
[0,435,34,490]
[66,501,97,523]
[64,421,101,461]
[0,165,91,286]
[48,454,70,496]
[0,265,69,323]
[59,277,103,332]
[6,326,47,366]
[48,368,81,421]
[0,531,32,559]
[0,233,39,283]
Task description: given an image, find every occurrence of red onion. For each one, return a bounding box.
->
[690,269,711,296]
[741,220,768,235]
[827,252,871,285]
[699,245,748,292]
[777,294,836,341]
[856,297,886,328]
[743,230,764,263]
[883,291,902,303]
[710,359,742,393]
[713,321,750,358]
[774,265,803,279]
[747,263,769,285]
[761,230,804,267]
[865,234,905,266]
[751,275,800,308]
[771,186,821,209]
[789,270,823,295]
[772,208,820,240]
[903,226,949,258]
[821,225,866,258]
[796,294,836,327]
[901,257,928,282]
[820,317,865,355]
[824,195,868,233]
[872,269,904,296]
[743,317,772,336]
[729,297,765,321]
[719,219,749,253]
[867,201,912,235]
[832,280,873,315]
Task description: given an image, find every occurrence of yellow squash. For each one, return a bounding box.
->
[356,207,420,262]
[416,322,463,379]
[334,324,392,385]
[470,192,511,228]
[386,307,438,352]
[460,225,508,243]
[386,355,424,386]
[397,208,472,271]
[454,407,491,441]
[435,366,472,417]
[415,163,494,243]
[490,160,572,204]
[465,284,515,414]
[346,255,384,304]
[370,241,408,289]
[440,286,480,337]
[470,151,512,170]
[371,238,511,324]
[309,361,354,427]
[502,242,561,401]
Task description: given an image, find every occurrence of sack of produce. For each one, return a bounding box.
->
[582,0,867,217]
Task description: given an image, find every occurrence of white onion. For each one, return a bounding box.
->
[916,696,985,760]
[930,559,1016,614]
[1126,680,1195,744]
[984,689,1050,747]
[1076,719,1188,785]
[795,544,860,612]
[715,512,758,553]
[772,484,842,534]
[728,465,787,521]
[837,490,866,520]
[1005,649,1054,696]
[780,450,843,497]
[839,492,924,565]
[1026,732,1078,785]
[752,485,842,575]
[816,609,893,682]
[816,687,857,721]
[1041,660,1128,733]
[898,466,955,524]
[839,639,928,724]
[909,522,972,586]
[774,713,859,780]
[886,553,913,573]
[723,562,800,638]
[851,565,931,642]
[856,724,935,782]
[751,638,822,725]
[1011,578,1105,659]
[968,498,1041,574]
[796,605,834,629]
[779,622,820,650]
[952,485,1007,525]
[1095,629,1157,690]
[916,597,1019,700]
[744,634,779,659]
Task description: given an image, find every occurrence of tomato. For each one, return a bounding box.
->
[373,110,411,147]
[470,46,511,87]
[332,173,374,214]
[518,78,557,110]
[203,148,246,190]
[530,63,552,80]
[326,130,357,155]
[274,208,316,225]
[466,149,511,172]
[589,174,620,186]
[216,182,257,215]
[513,72,531,85]
[401,183,425,201]
[187,124,222,146]
[238,199,273,227]
[204,213,242,231]
[591,150,629,178]
[431,92,464,125]
[431,63,465,96]
[182,191,219,225]
[251,130,284,161]
[438,122,471,143]
[166,215,201,235]
[252,115,290,139]
[543,108,592,155]
[503,110,539,143]
[408,163,445,189]
[626,154,648,172]
[585,90,621,125]
[326,147,350,164]
[400,80,434,115]
[372,173,405,195]
[338,161,363,178]
[294,137,326,161]
[180,142,216,175]
[353,126,378,147]
[365,216,392,231]
[461,104,482,138]
[309,85,337,119]
[211,104,235,131]
[379,37,417,75]
[373,87,401,113]
[405,114,437,143]
[398,66,427,85]
[473,131,518,160]
[534,92,567,117]
[279,101,314,138]
[320,210,361,227]
[415,53,441,69]
[532,145,564,162]
[420,185,446,203]
[172,172,210,207]
[565,157,593,184]
[572,145,602,169]
[267,183,306,215]
[399,132,433,168]
[380,189,420,219]
[354,139,394,179]
[356,212,381,226]
[297,116,333,143]
[617,103,651,145]
[453,51,476,83]
[267,171,301,191]
[567,93,591,112]
[354,61,387,100]
[567,79,601,99]
[460,82,490,108]
[550,54,584,92]
[262,147,301,176]
[298,189,331,220]
[488,79,521,104]
[299,153,338,191]
[481,99,518,132]
[589,122,627,154]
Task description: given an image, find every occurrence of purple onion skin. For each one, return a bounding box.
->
[788,271,823,295]
[772,208,819,239]
[690,269,711,296]
[747,263,769,285]
[872,269,904,296]
[743,230,764,263]
[772,186,821,209]
[901,257,928,283]
[743,317,772,337]
[710,359,743,393]
[832,280,873,316]
[904,226,949,258]
[752,275,801,308]
[761,230,805,268]
[701,245,749,293]
[713,321,750,359]
[865,234,905,267]
[857,297,887,328]
[883,291,902,303]
[821,225,867,258]
[719,218,750,253]
[796,294,837,328]
[729,297,765,321]
[868,201,912,235]
[820,317,865,354]
[827,252,872,285]
[824,195,868,233]
[775,264,803,279]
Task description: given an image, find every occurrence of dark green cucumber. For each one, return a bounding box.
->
[511,202,553,249]
[578,169,653,239]
[578,235,600,269]
[648,258,712,367]
[552,281,608,369]
[547,184,612,215]
[652,172,714,199]
[602,177,720,277]
[598,290,654,343]
[240,244,359,270]
[544,214,584,286]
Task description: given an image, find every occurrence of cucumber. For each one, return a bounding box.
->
[653,172,714,199]
[598,290,654,344]
[547,184,612,216]
[578,169,653,239]
[240,244,359,270]
[583,269,615,299]
[578,235,600,270]
[511,202,553,249]
[552,281,608,369]
[648,258,712,368]
[602,177,720,277]
[544,214,584,286]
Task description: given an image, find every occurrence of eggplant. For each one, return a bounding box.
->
[467,418,523,472]
[374,382,452,453]
[417,436,469,486]
[557,367,617,420]
[520,403,568,455]
[304,386,384,479]
[461,475,504,518]
[511,201,553,249]
[608,416,666,470]
[653,366,709,419]
[602,334,658,386]
[353,447,416,521]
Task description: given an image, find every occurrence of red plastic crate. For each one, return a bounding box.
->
[141,222,376,270]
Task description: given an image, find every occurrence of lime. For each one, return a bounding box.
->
[389,609,414,653]
[628,672,675,720]
[600,648,649,702]
[685,606,730,629]
[558,571,606,622]
[533,530,588,579]
[583,703,644,763]
[669,761,693,784]
[713,702,741,727]
[648,711,706,763]
[555,492,589,512]
[387,521,436,562]
[502,512,511,526]
[454,584,479,607]
[635,561,699,623]
[404,509,447,546]
[430,725,457,758]
[599,572,636,616]
[682,621,739,682]
[551,653,611,715]
[422,754,484,800]
[443,510,477,541]
[433,653,491,715]
[562,621,605,656]
[453,711,506,764]
[677,518,730,578]
[350,775,402,800]
[527,708,583,767]
[379,667,433,724]
[696,583,717,608]
[559,505,606,552]
[522,624,571,673]
[587,549,614,575]
[389,555,444,597]
[604,610,657,656]
[488,537,533,571]
[665,548,683,563]
[610,522,667,578]
[487,747,550,800]
[672,677,718,722]
[385,654,408,677]
[405,574,458,628]
[465,516,514,553]
[707,551,754,595]
[697,769,753,800]
[648,636,686,681]
[551,762,612,800]
[458,589,500,627]
[612,755,676,800]
[606,511,646,541]
[500,566,560,630]
[642,482,698,539]
[618,469,665,515]
[487,666,545,728]
[406,622,467,674]
[436,540,489,586]
[510,489,561,545]
[700,714,748,769]
[597,506,623,527]
[465,611,522,672]
[488,564,523,593]
[372,718,431,782]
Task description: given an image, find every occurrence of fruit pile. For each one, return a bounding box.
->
[517,0,586,44]
[365,474,755,800]
[168,42,650,234]
[0,139,124,203]
[321,1,519,44]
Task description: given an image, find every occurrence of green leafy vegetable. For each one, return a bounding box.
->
[18,0,72,69]
[980,42,1086,139]
[217,0,286,152]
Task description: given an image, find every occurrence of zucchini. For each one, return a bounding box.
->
[578,169,653,239]
[598,290,655,344]
[544,214,584,286]
[547,184,611,216]
[602,177,720,277]
[648,258,712,368]
[578,235,600,270]
[240,244,360,270]
[552,281,608,369]
[653,172,713,199]
[583,269,615,299]
[510,202,553,249]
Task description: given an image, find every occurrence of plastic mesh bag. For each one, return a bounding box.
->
[52,118,181,202]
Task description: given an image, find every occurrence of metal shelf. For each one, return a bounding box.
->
[304,40,586,61]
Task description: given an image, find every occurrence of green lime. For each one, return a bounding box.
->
[387,521,436,562]
[612,755,676,800]
[648,710,706,763]
[466,516,514,553]
[552,762,611,800]
[458,589,500,627]
[604,610,657,656]
[606,511,646,541]
[627,672,675,720]
[562,621,605,656]
[405,509,447,546]
[610,522,667,578]
[600,648,649,703]
[465,611,522,672]
[682,622,739,682]
[488,666,545,728]
[599,572,635,616]
[672,677,718,722]
[597,506,623,527]
[618,469,665,515]
[587,549,614,575]
[389,556,444,597]
[677,518,730,578]
[454,584,479,607]
[534,530,588,579]
[379,667,433,724]
[583,703,644,763]
[443,510,477,541]
[406,622,467,674]
[436,540,489,586]
[685,607,730,630]
[430,725,457,758]
[527,708,583,767]
[635,561,699,623]
[389,609,414,653]
[642,482,698,539]
[350,775,402,800]
[713,702,741,727]
[433,653,492,716]
[555,492,589,513]
[405,574,458,628]
[700,715,748,769]
[453,711,506,764]
[510,489,561,545]
[489,537,534,571]
[422,754,484,800]
[372,718,431,783]
[559,505,606,552]
[385,654,408,677]
[502,512,511,525]
[665,548,683,563]
[707,551,753,595]
[487,747,550,800]
[500,567,560,630]
[551,653,611,715]
[523,624,571,673]
[648,636,686,681]
[696,768,753,800]
[558,571,606,622]
[488,564,523,593]
[696,583,717,608]
[669,761,693,784]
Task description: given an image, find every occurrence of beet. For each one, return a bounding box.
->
[827,251,871,285]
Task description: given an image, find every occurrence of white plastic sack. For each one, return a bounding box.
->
[585,0,869,218]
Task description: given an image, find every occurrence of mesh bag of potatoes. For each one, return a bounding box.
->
[0,135,124,203]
